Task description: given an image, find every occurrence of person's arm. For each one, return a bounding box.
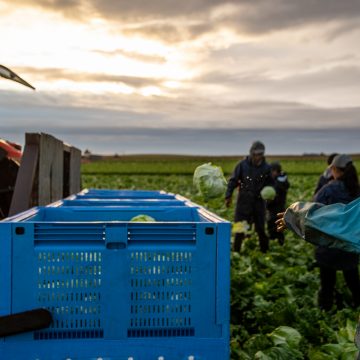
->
[225,162,242,207]
[276,198,360,253]
[314,175,326,195]
[313,184,331,205]
[314,167,333,195]
[281,201,323,238]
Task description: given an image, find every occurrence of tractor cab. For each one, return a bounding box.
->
[0,139,22,219]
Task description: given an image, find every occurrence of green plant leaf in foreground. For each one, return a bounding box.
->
[269,326,302,348]
[337,319,357,344]
[309,343,358,360]
[255,345,304,359]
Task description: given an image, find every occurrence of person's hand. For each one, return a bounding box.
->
[275,212,286,232]
[225,197,232,208]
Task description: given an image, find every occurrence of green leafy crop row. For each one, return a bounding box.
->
[82,162,359,359]
[82,156,360,176]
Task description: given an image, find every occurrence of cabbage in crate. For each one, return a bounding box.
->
[130,214,156,222]
[193,163,227,200]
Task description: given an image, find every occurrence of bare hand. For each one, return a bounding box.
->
[225,197,232,208]
[275,212,286,232]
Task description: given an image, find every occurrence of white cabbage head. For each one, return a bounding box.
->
[193,163,227,200]
[260,186,276,200]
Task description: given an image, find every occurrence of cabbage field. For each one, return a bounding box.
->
[82,155,360,360]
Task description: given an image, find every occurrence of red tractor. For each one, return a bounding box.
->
[0,139,22,162]
[0,139,22,219]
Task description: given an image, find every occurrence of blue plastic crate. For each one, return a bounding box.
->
[50,188,190,208]
[0,193,231,360]
[76,189,177,200]
[24,206,200,222]
[56,198,188,207]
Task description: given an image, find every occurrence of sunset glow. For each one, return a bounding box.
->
[1,0,359,154]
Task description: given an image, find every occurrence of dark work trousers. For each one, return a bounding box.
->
[234,199,269,253]
[318,265,360,311]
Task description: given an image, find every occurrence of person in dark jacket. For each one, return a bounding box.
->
[266,161,290,245]
[276,195,360,354]
[314,153,338,195]
[313,153,360,310]
[225,141,274,253]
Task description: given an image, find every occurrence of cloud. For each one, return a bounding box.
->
[1,88,359,130]
[5,59,360,118]
[7,0,92,21]
[78,0,360,34]
[191,63,360,110]
[1,123,359,156]
[2,1,359,156]
[90,0,224,19]
[323,18,360,41]
[93,48,166,64]
[1,85,359,155]
[8,0,360,41]
[196,65,360,88]
[121,23,191,43]
[119,21,216,43]
[13,66,165,88]
[97,1,360,42]
[221,0,360,35]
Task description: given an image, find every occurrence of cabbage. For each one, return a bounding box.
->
[130,214,156,222]
[232,221,251,234]
[260,186,276,200]
[193,163,227,200]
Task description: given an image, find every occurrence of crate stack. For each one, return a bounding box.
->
[0,189,231,360]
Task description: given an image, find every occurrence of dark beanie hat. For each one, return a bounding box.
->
[270,161,282,172]
[250,141,265,155]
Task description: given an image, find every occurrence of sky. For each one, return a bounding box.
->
[1,0,360,155]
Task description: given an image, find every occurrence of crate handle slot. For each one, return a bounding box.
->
[0,308,52,337]
[106,242,126,250]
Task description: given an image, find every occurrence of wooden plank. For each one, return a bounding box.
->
[10,133,81,214]
[63,145,81,197]
[38,134,52,205]
[38,133,64,205]
[51,136,64,203]
[63,145,70,198]
[69,146,81,195]
[8,134,40,216]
